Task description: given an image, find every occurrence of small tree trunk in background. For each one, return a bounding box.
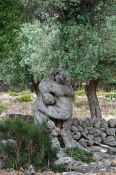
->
[30,79,39,95]
[84,80,102,119]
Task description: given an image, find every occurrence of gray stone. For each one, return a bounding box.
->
[101,119,108,130]
[57,149,67,159]
[51,129,59,137]
[84,128,89,134]
[25,165,36,175]
[93,119,101,129]
[93,137,101,145]
[87,127,94,135]
[87,135,94,140]
[108,119,116,128]
[72,118,81,127]
[101,132,107,142]
[100,127,106,132]
[72,126,79,134]
[107,146,116,154]
[51,137,61,149]
[87,135,94,146]
[81,132,88,139]
[107,128,115,136]
[81,122,86,129]
[73,132,81,140]
[62,173,83,175]
[61,125,84,149]
[104,136,116,147]
[85,118,93,127]
[47,120,55,130]
[55,156,80,165]
[93,129,101,137]
[79,138,88,147]
[78,126,84,132]
[87,139,94,146]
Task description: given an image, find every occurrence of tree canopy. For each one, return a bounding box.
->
[0,0,116,88]
[19,0,116,84]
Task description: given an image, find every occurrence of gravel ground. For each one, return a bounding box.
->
[0,171,116,175]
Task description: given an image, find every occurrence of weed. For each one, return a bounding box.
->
[9,92,18,96]
[52,164,67,173]
[66,148,93,164]
[0,104,8,111]
[15,90,32,102]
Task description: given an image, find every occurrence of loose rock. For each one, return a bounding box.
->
[108,119,116,128]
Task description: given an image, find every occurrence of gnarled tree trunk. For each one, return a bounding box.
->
[84,80,102,119]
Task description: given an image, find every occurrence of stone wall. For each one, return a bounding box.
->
[71,118,116,147]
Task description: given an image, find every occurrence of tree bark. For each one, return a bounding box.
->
[84,80,102,119]
[30,81,39,95]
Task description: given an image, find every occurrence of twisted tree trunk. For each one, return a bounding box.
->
[84,80,102,119]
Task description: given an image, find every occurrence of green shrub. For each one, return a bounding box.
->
[9,92,18,96]
[18,94,32,102]
[52,164,67,173]
[17,90,32,102]
[105,92,116,99]
[0,118,57,170]
[0,103,8,111]
[66,148,93,164]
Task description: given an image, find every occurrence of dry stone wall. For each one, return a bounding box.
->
[71,118,116,148]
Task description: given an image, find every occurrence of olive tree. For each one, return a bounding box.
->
[1,0,115,118]
[19,0,115,118]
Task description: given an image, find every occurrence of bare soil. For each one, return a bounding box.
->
[0,92,115,121]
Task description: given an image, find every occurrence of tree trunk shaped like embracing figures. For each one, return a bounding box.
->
[34,69,84,150]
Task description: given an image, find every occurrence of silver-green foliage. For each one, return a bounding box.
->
[20,21,60,82]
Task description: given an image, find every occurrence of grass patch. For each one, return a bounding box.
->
[19,90,32,102]
[105,92,116,99]
[9,92,18,96]
[0,103,8,111]
[18,94,32,102]
[14,90,32,102]
[66,148,93,164]
[97,91,107,96]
